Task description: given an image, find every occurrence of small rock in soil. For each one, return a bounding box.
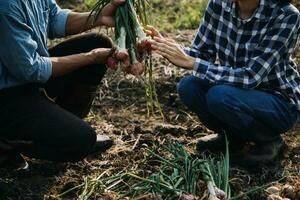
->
[281,185,296,199]
[266,186,281,195]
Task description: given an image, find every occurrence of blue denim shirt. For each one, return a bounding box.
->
[0,0,70,90]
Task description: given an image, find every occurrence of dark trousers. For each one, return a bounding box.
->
[177,76,300,143]
[0,33,112,162]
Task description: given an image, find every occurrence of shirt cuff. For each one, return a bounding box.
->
[38,57,52,83]
[184,46,202,58]
[183,47,190,55]
[192,58,209,79]
[51,9,71,38]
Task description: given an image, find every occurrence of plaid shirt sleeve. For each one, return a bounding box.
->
[184,0,216,63]
[192,12,300,89]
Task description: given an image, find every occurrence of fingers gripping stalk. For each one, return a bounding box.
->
[90,0,164,118]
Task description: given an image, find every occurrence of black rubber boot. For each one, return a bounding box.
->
[0,140,28,170]
[235,136,286,167]
[91,135,114,154]
[196,133,245,154]
[0,151,28,170]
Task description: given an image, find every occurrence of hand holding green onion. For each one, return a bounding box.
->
[90,0,164,117]
[91,0,150,76]
[88,48,114,64]
[95,0,126,27]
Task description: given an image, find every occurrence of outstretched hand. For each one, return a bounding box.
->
[97,0,125,27]
[146,26,195,69]
[146,25,163,38]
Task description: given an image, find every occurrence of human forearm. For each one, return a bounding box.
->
[50,48,111,77]
[65,0,125,35]
[51,53,92,77]
[65,12,102,35]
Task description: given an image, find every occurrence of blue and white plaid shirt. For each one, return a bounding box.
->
[185,0,300,110]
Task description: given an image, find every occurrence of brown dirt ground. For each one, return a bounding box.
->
[1,3,300,200]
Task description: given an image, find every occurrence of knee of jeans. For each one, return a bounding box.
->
[206,85,233,114]
[177,76,198,102]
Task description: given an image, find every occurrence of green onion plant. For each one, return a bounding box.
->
[89,0,164,119]
[63,141,231,199]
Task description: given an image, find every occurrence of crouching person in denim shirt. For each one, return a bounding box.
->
[0,0,125,169]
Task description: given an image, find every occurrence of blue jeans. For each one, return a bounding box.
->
[177,76,300,143]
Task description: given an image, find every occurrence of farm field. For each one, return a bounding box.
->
[0,0,299,199]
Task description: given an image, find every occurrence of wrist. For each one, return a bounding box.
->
[85,51,98,65]
[186,56,196,69]
[89,12,103,27]
[95,16,103,27]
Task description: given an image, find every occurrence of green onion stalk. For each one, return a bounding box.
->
[89,0,164,119]
[201,162,226,200]
[57,141,232,200]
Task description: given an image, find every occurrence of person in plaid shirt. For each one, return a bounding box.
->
[148,0,300,166]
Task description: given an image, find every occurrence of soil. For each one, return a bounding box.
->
[0,3,300,200]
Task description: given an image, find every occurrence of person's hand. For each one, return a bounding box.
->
[97,0,125,27]
[88,48,114,64]
[106,48,134,71]
[150,37,195,69]
[145,25,163,38]
[146,26,177,43]
[146,25,194,69]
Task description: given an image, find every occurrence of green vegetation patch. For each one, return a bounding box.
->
[84,0,208,30]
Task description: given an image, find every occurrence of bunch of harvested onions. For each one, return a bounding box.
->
[90,0,164,118]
